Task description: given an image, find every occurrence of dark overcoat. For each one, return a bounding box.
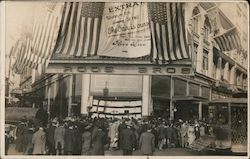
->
[139,131,155,155]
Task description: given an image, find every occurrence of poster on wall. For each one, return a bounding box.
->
[97,2,151,58]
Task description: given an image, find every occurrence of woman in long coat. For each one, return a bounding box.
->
[91,127,106,155]
[32,127,46,155]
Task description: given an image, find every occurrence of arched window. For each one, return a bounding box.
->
[192,7,200,34]
[204,16,211,40]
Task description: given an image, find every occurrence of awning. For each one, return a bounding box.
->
[210,98,247,104]
[173,95,209,102]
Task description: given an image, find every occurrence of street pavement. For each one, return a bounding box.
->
[6,143,203,156]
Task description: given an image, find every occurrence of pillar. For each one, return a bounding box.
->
[216,57,222,81]
[198,102,202,120]
[230,65,236,87]
[80,74,90,115]
[208,40,214,78]
[53,74,58,100]
[170,76,174,120]
[67,75,73,116]
[142,75,152,117]
[224,62,229,81]
[31,69,36,84]
[47,86,51,118]
[196,28,204,73]
[198,85,202,120]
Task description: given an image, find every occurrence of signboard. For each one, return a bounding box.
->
[97,2,151,57]
[46,63,193,75]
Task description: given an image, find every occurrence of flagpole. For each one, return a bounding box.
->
[212,26,236,38]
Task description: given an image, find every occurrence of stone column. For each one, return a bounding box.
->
[230,65,236,87]
[142,75,152,117]
[47,86,51,118]
[170,76,174,120]
[67,75,73,116]
[80,74,90,115]
[196,28,204,73]
[208,40,214,78]
[224,62,229,81]
[198,85,202,120]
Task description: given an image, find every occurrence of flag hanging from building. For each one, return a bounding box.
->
[213,27,242,51]
[97,2,151,58]
[12,40,29,74]
[28,3,62,69]
[148,3,190,63]
[11,2,63,74]
[54,2,105,57]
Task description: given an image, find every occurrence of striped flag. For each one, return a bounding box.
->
[28,4,61,69]
[12,41,27,74]
[213,27,241,51]
[148,3,190,63]
[54,2,105,57]
[11,3,63,74]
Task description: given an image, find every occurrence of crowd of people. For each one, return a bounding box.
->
[6,107,213,156]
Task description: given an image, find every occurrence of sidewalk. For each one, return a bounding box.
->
[7,143,199,156]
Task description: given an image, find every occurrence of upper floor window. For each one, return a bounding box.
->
[204,17,211,41]
[203,49,209,71]
[192,7,200,34]
[193,43,198,69]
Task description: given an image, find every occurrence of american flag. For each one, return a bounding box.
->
[213,27,242,52]
[54,2,105,57]
[12,40,28,74]
[148,3,190,63]
[30,6,60,69]
[11,3,61,74]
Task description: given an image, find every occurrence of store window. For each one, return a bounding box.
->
[208,105,228,125]
[202,86,210,99]
[174,79,186,96]
[203,49,208,71]
[192,7,200,34]
[189,83,199,96]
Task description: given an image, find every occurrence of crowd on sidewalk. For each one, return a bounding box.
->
[6,106,213,156]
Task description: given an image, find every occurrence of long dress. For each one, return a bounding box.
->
[187,125,195,146]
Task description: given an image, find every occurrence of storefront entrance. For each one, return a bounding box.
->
[174,101,199,121]
[152,98,170,118]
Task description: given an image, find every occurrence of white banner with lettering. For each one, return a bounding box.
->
[97,2,151,58]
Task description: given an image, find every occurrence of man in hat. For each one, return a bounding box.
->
[120,122,136,155]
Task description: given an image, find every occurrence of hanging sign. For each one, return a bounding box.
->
[97,2,151,58]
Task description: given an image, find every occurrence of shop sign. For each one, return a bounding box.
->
[46,64,193,75]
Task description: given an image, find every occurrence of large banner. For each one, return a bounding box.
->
[97,2,151,58]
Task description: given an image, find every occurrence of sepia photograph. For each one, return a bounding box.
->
[1,1,249,158]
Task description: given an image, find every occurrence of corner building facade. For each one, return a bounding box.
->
[24,2,247,121]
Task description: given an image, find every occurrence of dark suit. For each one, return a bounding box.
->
[120,127,136,155]
[92,129,106,155]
